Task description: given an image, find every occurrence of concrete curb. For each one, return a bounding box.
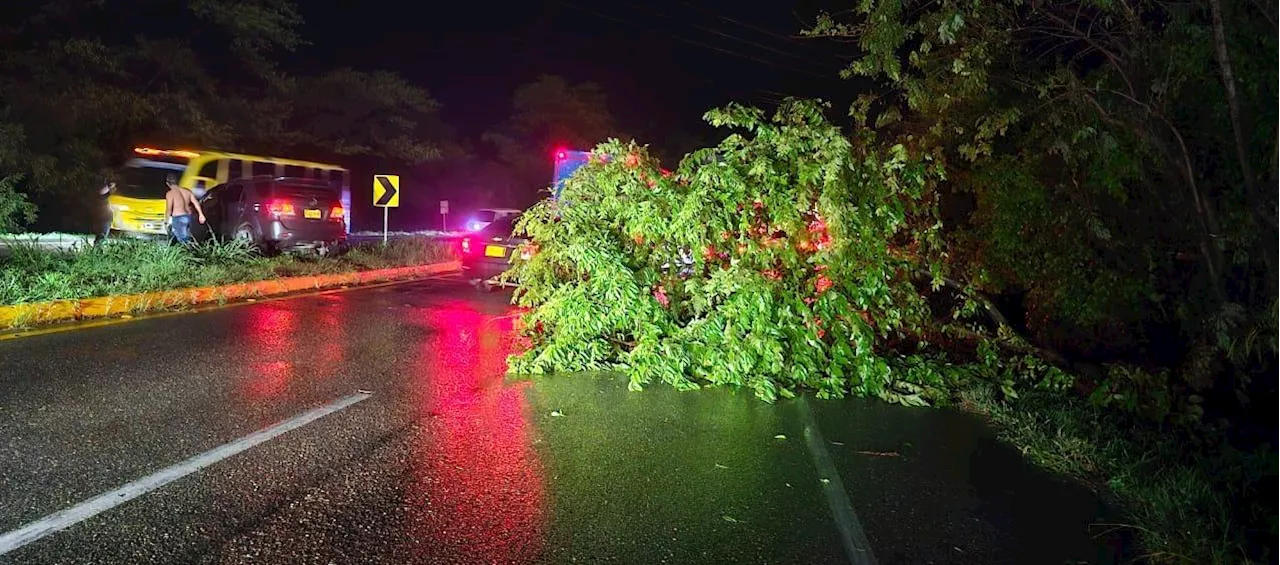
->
[0,260,461,329]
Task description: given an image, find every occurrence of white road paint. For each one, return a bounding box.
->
[798,396,879,565]
[0,392,372,556]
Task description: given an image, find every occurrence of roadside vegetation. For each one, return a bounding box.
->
[505,0,1277,560]
[0,237,454,305]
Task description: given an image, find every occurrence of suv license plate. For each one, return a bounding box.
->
[484,245,506,258]
[304,209,322,219]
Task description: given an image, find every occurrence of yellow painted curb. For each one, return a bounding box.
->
[0,260,460,329]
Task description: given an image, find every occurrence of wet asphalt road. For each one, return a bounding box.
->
[0,277,1131,564]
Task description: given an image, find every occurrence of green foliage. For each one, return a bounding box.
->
[342,237,456,269]
[0,0,447,226]
[806,0,1277,368]
[0,237,453,305]
[805,2,1278,560]
[0,174,37,233]
[254,68,448,164]
[508,99,945,402]
[972,338,1073,401]
[959,380,1274,565]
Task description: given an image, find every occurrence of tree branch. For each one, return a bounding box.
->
[1101,88,1227,301]
[1245,0,1278,31]
[1034,7,1137,97]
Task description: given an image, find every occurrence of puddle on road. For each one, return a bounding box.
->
[525,373,846,565]
[382,292,1136,564]
[522,373,1136,564]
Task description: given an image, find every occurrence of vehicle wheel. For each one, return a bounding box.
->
[233,223,257,246]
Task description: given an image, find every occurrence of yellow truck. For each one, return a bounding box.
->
[110,147,351,236]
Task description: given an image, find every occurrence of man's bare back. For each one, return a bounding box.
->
[166,187,195,217]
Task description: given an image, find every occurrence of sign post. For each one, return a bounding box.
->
[373,174,400,245]
[440,200,449,232]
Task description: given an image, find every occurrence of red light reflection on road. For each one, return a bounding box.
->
[310,295,348,370]
[242,305,298,400]
[408,300,545,563]
[237,296,348,401]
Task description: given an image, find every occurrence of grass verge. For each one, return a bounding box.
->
[0,237,456,305]
[954,379,1276,564]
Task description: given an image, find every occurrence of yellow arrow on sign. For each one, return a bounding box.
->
[373,175,399,208]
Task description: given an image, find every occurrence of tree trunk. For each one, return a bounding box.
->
[1207,0,1278,296]
[1272,134,1279,183]
[1077,83,1230,301]
[1207,0,1256,196]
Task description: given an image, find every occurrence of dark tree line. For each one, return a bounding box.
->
[805,1,1275,559]
[0,2,631,231]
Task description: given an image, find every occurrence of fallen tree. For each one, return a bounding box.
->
[505,100,1040,404]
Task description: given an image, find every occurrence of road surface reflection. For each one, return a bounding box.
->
[237,295,349,402]
[408,299,545,563]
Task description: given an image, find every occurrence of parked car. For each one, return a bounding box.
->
[195,176,347,254]
[460,214,530,291]
[464,208,522,233]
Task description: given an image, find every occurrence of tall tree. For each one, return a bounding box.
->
[803,4,1277,559]
[483,75,621,203]
[805,0,1277,367]
[244,68,448,164]
[0,0,302,193]
[0,0,448,231]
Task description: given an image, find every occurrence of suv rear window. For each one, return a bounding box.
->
[266,182,339,201]
[476,210,497,222]
[485,215,519,237]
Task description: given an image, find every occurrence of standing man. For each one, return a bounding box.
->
[93,180,116,246]
[164,173,205,244]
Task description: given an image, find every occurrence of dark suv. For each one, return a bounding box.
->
[196,176,347,254]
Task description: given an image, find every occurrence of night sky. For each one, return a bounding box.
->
[283,1,859,229]
[297,0,854,142]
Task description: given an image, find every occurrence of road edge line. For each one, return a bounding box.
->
[0,392,372,556]
[798,395,879,565]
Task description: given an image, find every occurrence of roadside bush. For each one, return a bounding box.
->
[0,237,454,305]
[344,237,454,268]
[0,173,37,233]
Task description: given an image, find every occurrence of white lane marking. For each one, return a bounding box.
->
[798,396,879,565]
[0,392,372,556]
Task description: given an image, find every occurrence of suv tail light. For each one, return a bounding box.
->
[329,205,345,220]
[461,237,473,254]
[268,200,296,217]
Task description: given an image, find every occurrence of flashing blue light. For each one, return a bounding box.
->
[552,150,591,201]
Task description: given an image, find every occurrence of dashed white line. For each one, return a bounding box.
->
[0,392,372,556]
